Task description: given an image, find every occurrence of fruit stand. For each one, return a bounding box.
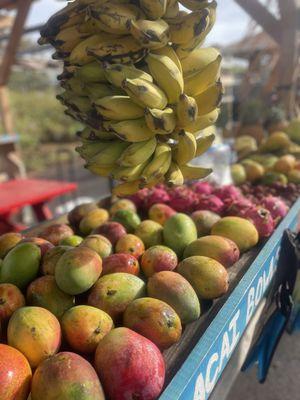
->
[15,193,299,400]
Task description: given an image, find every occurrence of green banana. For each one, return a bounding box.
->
[144,107,176,135]
[88,141,129,167]
[74,61,107,83]
[85,163,115,178]
[103,63,153,88]
[146,53,184,104]
[105,118,156,142]
[166,161,184,186]
[94,96,144,121]
[122,78,168,110]
[118,137,157,167]
[128,19,170,50]
[85,83,124,101]
[173,130,197,165]
[180,164,212,180]
[76,141,111,160]
[141,143,172,181]
[60,77,86,96]
[176,94,198,127]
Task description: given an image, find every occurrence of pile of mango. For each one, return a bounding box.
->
[0,196,261,400]
[231,118,300,186]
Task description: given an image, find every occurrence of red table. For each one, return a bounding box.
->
[0,179,77,233]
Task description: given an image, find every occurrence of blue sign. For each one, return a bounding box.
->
[160,199,300,400]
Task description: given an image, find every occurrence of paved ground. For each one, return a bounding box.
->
[32,156,300,400]
[229,331,300,400]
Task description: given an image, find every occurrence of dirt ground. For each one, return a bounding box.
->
[229,331,300,400]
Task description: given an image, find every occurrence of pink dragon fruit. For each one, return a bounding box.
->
[213,185,242,202]
[192,181,213,195]
[260,196,289,224]
[127,188,151,210]
[244,207,275,238]
[225,197,254,217]
[168,186,198,213]
[143,187,170,210]
[195,194,225,214]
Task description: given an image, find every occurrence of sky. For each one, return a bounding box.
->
[27,0,251,46]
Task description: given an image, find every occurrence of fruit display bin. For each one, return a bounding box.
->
[25,196,300,400]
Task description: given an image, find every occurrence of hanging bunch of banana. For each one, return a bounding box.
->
[39,0,223,195]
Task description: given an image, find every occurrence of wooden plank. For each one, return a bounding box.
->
[277,0,300,117]
[0,0,32,86]
[0,86,14,133]
[234,0,281,43]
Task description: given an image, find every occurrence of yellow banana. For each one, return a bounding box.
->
[70,34,106,65]
[180,164,212,180]
[105,118,156,142]
[112,160,149,182]
[85,163,115,178]
[164,0,180,18]
[153,45,183,75]
[194,82,223,116]
[181,47,220,77]
[75,61,106,83]
[176,94,198,127]
[128,19,170,50]
[139,0,167,19]
[169,9,210,45]
[88,141,129,166]
[122,78,168,110]
[76,141,111,161]
[195,133,215,157]
[174,3,216,58]
[94,96,144,121]
[184,55,222,96]
[77,127,116,142]
[87,35,147,64]
[185,108,220,133]
[89,3,142,35]
[141,143,172,182]
[166,161,184,186]
[118,137,157,167]
[179,0,212,11]
[112,176,163,196]
[146,53,184,104]
[104,63,153,88]
[39,2,84,39]
[53,25,89,53]
[61,77,86,96]
[144,107,176,135]
[173,130,197,165]
[85,83,124,101]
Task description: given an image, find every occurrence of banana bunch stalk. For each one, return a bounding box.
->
[39,0,222,195]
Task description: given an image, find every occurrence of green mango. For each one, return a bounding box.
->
[163,213,197,258]
[0,243,41,289]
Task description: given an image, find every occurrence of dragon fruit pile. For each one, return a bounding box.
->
[127,182,290,239]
